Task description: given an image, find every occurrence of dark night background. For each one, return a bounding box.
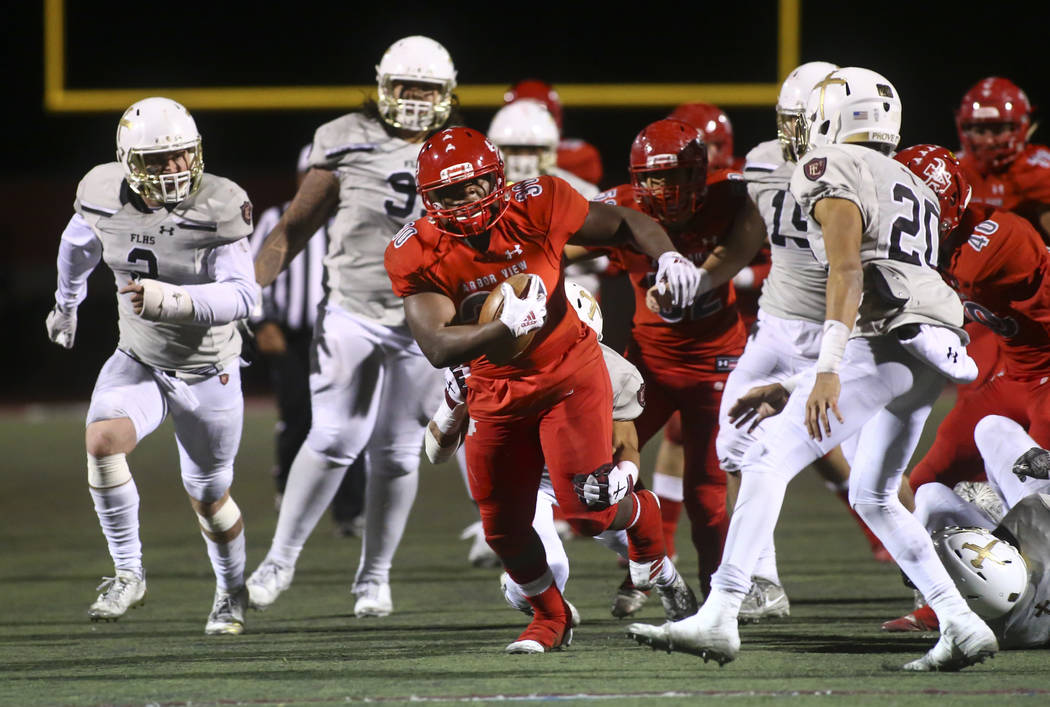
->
[4,0,1046,402]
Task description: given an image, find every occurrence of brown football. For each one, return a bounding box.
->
[478,273,540,365]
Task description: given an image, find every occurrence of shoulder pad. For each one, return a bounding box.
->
[744,140,784,173]
[74,163,124,221]
[173,174,253,244]
[310,113,382,168]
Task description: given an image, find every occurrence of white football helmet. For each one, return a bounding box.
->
[932,526,1028,619]
[375,36,456,132]
[565,280,603,341]
[487,99,559,182]
[115,97,203,204]
[803,67,901,155]
[777,61,839,162]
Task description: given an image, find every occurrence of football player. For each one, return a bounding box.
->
[891,145,1050,504]
[627,67,998,671]
[425,282,697,624]
[504,79,604,186]
[885,415,1050,649]
[45,97,258,634]
[590,117,767,607]
[247,36,453,618]
[385,126,700,653]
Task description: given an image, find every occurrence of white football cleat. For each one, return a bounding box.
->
[611,573,650,618]
[626,600,741,665]
[738,577,791,623]
[354,581,393,617]
[460,521,501,569]
[246,558,294,611]
[656,572,699,621]
[88,570,146,621]
[953,481,1005,525]
[902,611,998,671]
[205,586,248,635]
[505,639,547,654]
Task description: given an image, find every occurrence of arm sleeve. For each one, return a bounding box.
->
[182,238,259,325]
[54,213,102,311]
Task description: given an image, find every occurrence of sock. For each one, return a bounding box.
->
[519,581,569,647]
[354,462,418,588]
[89,479,143,576]
[625,490,666,563]
[269,445,349,566]
[653,472,684,558]
[833,485,885,551]
[201,531,246,592]
[751,539,781,585]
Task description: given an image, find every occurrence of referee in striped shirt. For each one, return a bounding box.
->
[249,144,365,536]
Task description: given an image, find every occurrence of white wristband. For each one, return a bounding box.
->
[616,460,639,487]
[780,372,805,393]
[139,279,194,322]
[431,398,467,435]
[816,320,851,373]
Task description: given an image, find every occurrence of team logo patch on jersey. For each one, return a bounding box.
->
[241,201,253,225]
[803,158,827,181]
[219,373,229,385]
[637,382,646,410]
[715,356,739,372]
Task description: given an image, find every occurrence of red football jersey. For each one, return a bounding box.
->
[599,169,749,372]
[941,205,1050,381]
[557,138,603,186]
[385,175,597,417]
[960,144,1050,240]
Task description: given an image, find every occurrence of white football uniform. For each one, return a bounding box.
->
[709,144,977,631]
[260,111,442,593]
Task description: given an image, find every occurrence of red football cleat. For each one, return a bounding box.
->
[881,603,939,632]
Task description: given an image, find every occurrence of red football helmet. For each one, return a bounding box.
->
[629,119,709,225]
[956,77,1033,172]
[668,103,734,170]
[894,144,972,238]
[417,127,510,237]
[504,79,563,132]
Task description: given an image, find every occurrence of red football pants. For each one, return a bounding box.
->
[910,374,1050,490]
[465,362,614,586]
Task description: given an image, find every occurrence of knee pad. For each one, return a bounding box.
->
[196,496,242,536]
[87,453,132,489]
[181,465,234,504]
[305,424,358,466]
[368,443,422,478]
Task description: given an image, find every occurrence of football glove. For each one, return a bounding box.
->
[573,461,637,510]
[655,251,703,308]
[444,364,471,406]
[45,305,77,349]
[498,275,547,338]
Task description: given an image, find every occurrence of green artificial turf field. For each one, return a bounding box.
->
[2,395,1048,706]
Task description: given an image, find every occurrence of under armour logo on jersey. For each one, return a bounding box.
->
[947,347,959,363]
[158,225,175,236]
[1035,601,1050,617]
[505,244,524,259]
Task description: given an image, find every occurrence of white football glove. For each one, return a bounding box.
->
[443,364,471,406]
[498,275,547,338]
[45,305,77,349]
[655,251,703,307]
[573,460,638,510]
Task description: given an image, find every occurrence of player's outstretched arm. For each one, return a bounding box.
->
[47,213,103,348]
[254,168,338,287]
[697,196,767,289]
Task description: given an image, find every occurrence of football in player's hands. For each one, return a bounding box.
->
[479,273,544,365]
[646,281,674,313]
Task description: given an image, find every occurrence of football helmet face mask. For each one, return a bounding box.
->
[894,144,972,238]
[803,67,901,155]
[487,99,559,182]
[417,127,510,237]
[504,79,563,132]
[776,61,839,162]
[375,36,457,132]
[956,77,1033,172]
[629,119,709,226]
[115,97,203,205]
[565,281,603,341]
[668,103,734,170]
[932,526,1028,620]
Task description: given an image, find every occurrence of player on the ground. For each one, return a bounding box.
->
[591,118,767,610]
[385,125,700,653]
[885,415,1050,648]
[44,97,258,635]
[246,36,453,618]
[504,79,604,186]
[627,67,998,671]
[893,145,1050,501]
[425,282,697,624]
